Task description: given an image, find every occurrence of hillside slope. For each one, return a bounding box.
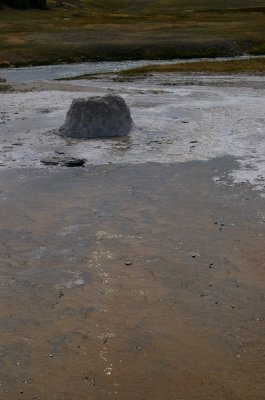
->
[0,0,265,66]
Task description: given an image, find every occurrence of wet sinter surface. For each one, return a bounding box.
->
[1,74,265,191]
[0,159,265,399]
[1,66,265,399]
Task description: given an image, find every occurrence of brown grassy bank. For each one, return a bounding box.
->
[118,57,265,76]
[0,82,12,91]
[0,0,265,66]
[56,57,265,80]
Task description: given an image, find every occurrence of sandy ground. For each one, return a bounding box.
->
[0,73,265,399]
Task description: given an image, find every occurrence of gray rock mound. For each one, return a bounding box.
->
[60,94,133,139]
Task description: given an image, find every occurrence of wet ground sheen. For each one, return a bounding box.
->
[2,73,265,192]
[0,158,265,399]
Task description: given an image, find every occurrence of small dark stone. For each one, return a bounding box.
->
[38,108,51,114]
[61,158,86,167]
[41,158,59,166]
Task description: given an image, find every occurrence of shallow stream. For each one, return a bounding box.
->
[0,55,264,82]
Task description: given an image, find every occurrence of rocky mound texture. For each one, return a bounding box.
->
[60,94,133,139]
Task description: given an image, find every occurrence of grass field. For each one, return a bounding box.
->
[0,0,265,66]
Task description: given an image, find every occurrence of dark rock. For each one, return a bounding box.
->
[60,94,133,139]
[41,158,59,166]
[38,108,51,114]
[0,78,6,83]
[61,157,86,167]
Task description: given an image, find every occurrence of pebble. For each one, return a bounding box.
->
[61,158,86,167]
[41,157,86,167]
[41,158,59,166]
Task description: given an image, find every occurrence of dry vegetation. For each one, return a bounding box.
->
[0,83,12,90]
[0,0,265,66]
[119,57,265,75]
